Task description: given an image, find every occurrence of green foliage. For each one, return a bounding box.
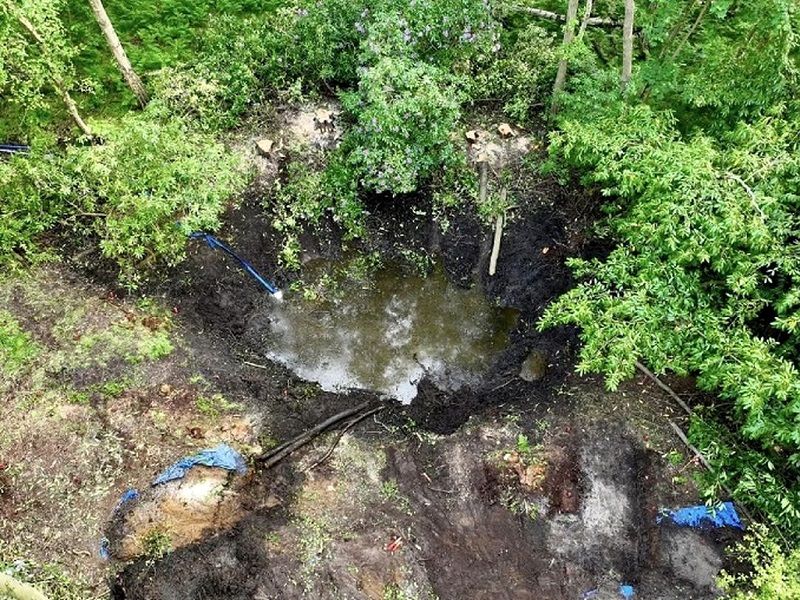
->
[66,111,247,285]
[0,552,89,600]
[469,23,558,122]
[540,80,800,536]
[195,393,238,418]
[63,0,282,112]
[0,154,65,267]
[271,161,362,269]
[142,527,172,560]
[719,524,800,599]
[0,0,83,138]
[135,331,173,361]
[340,56,462,195]
[0,311,39,374]
[637,0,798,122]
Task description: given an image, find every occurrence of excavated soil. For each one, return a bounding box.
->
[106,147,736,598]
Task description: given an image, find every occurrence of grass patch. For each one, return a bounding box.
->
[195,393,239,418]
[0,311,39,375]
[0,545,91,600]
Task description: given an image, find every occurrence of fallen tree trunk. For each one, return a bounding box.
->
[511,5,620,28]
[88,0,149,107]
[258,402,381,469]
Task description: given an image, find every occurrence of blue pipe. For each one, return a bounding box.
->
[189,232,281,296]
[0,143,30,155]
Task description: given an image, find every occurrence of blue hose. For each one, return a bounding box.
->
[189,232,280,296]
[0,143,30,155]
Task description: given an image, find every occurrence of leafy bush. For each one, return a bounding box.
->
[469,23,558,122]
[719,524,800,599]
[1,113,247,285]
[0,154,66,267]
[272,160,362,268]
[69,112,248,285]
[339,56,462,195]
[539,84,800,537]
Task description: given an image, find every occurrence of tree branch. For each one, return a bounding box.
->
[508,5,620,28]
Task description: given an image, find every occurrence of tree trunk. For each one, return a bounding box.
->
[621,0,635,93]
[578,0,594,37]
[88,0,148,107]
[14,13,94,137]
[551,0,581,115]
[667,0,709,64]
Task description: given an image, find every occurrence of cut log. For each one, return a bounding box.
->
[489,189,508,276]
[0,573,50,600]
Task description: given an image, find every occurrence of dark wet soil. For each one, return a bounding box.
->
[108,166,734,599]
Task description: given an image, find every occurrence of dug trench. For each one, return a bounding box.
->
[108,173,737,599]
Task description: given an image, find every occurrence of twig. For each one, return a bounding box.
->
[578,0,594,37]
[637,361,760,525]
[727,172,766,221]
[635,360,693,416]
[668,419,712,472]
[258,402,375,469]
[489,378,515,393]
[488,188,507,277]
[304,406,385,472]
[243,360,270,370]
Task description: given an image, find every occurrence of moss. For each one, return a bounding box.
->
[0,311,39,375]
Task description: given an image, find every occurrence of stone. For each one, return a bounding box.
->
[465,129,481,143]
[314,108,334,125]
[255,139,274,156]
[519,350,548,382]
[313,108,335,133]
[497,123,515,138]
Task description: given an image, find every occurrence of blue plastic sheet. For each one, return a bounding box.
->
[189,232,280,296]
[99,537,111,559]
[114,488,140,512]
[152,443,247,486]
[657,501,744,530]
[619,584,635,598]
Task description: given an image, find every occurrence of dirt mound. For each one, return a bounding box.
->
[113,414,729,600]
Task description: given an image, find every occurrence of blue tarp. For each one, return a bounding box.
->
[152,443,247,486]
[619,584,635,598]
[189,232,281,296]
[657,501,744,530]
[100,537,111,559]
[114,488,140,512]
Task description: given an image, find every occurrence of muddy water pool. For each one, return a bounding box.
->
[257,261,518,403]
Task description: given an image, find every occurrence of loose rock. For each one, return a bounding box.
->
[255,139,274,156]
[520,349,548,382]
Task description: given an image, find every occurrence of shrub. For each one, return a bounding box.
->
[0,154,66,268]
[469,23,559,122]
[339,56,462,195]
[271,160,361,269]
[67,111,249,286]
[719,524,800,599]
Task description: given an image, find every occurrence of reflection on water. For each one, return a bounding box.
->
[261,261,518,403]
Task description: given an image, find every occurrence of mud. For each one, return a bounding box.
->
[104,112,736,599]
